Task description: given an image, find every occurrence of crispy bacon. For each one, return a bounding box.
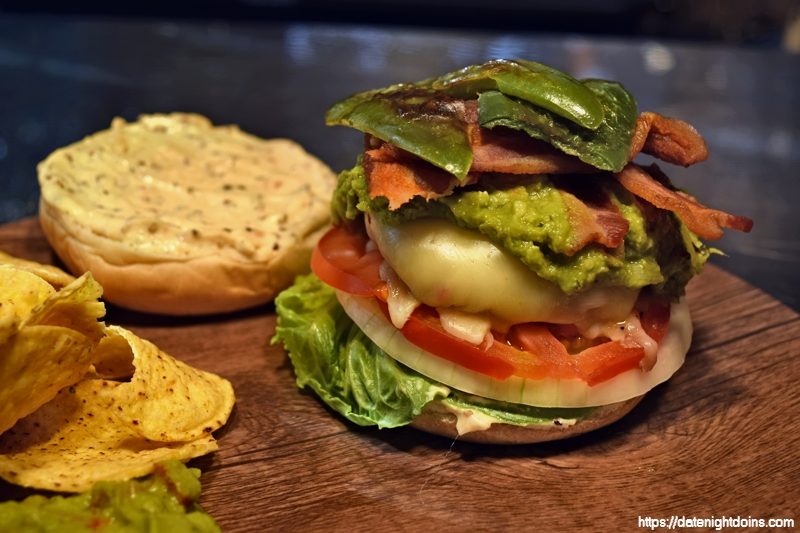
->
[559,190,629,254]
[629,112,709,167]
[362,144,470,209]
[470,109,710,173]
[361,105,737,249]
[365,108,709,199]
[469,125,596,175]
[363,142,629,253]
[615,164,753,239]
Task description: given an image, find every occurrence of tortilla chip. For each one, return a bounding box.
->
[0,251,75,289]
[98,326,235,443]
[0,326,234,492]
[0,268,105,434]
[0,266,53,345]
[0,379,217,492]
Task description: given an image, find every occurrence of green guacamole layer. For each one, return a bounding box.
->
[331,162,709,298]
[0,461,219,533]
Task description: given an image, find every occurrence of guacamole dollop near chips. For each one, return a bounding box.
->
[0,254,235,493]
[0,460,221,532]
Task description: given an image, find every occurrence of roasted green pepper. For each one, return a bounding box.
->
[326,89,474,178]
[425,59,604,130]
[478,79,637,172]
[326,60,635,179]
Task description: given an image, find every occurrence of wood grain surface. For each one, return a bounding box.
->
[1,217,798,531]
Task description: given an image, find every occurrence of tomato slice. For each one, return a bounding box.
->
[313,224,670,385]
[639,300,670,343]
[311,225,385,298]
[509,323,647,383]
[574,342,646,386]
[399,305,517,380]
[507,323,579,379]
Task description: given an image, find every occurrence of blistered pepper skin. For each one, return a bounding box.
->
[325,60,633,179]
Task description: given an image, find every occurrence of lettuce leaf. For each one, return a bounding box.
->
[443,393,594,426]
[273,274,597,430]
[273,274,449,428]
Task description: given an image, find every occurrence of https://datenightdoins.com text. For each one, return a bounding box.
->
[638,515,794,530]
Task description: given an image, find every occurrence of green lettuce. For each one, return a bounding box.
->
[443,394,595,426]
[273,273,449,428]
[273,274,595,430]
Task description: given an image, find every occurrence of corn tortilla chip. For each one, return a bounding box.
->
[0,268,105,434]
[0,379,217,491]
[0,266,54,346]
[0,326,234,492]
[102,326,235,442]
[0,251,75,289]
[0,254,235,492]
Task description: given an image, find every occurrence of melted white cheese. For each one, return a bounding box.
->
[578,313,658,369]
[366,215,639,327]
[379,261,420,329]
[438,308,492,345]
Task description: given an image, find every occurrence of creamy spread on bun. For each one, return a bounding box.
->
[38,113,335,315]
[274,60,752,444]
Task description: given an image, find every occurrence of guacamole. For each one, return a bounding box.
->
[331,162,707,298]
[0,461,220,533]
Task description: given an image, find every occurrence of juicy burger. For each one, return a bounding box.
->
[274,59,752,444]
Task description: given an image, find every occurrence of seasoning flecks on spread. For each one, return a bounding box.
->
[38,114,334,264]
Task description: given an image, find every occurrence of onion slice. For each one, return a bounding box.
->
[337,291,693,408]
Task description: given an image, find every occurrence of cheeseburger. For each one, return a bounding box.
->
[274,59,752,443]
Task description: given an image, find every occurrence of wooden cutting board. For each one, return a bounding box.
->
[1,217,798,531]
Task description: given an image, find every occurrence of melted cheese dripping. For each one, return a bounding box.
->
[578,314,659,370]
[379,260,420,329]
[380,257,494,345]
[438,308,492,346]
[366,215,639,327]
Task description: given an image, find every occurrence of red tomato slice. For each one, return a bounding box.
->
[311,225,385,298]
[507,323,579,379]
[639,300,671,343]
[313,224,671,385]
[509,323,647,383]
[399,305,517,380]
[574,342,646,386]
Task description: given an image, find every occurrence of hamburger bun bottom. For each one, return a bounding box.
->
[39,202,327,315]
[410,396,643,444]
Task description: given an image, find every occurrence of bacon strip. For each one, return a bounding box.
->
[364,142,628,253]
[362,144,469,210]
[469,125,596,175]
[615,164,753,239]
[560,190,629,254]
[629,112,708,167]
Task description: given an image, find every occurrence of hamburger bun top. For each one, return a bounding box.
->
[38,113,335,315]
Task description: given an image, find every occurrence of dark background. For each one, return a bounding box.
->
[0,1,798,310]
[2,0,799,46]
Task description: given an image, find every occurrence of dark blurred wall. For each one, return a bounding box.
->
[1,0,798,48]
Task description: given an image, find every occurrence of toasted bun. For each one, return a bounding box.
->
[410,396,643,444]
[38,114,335,315]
